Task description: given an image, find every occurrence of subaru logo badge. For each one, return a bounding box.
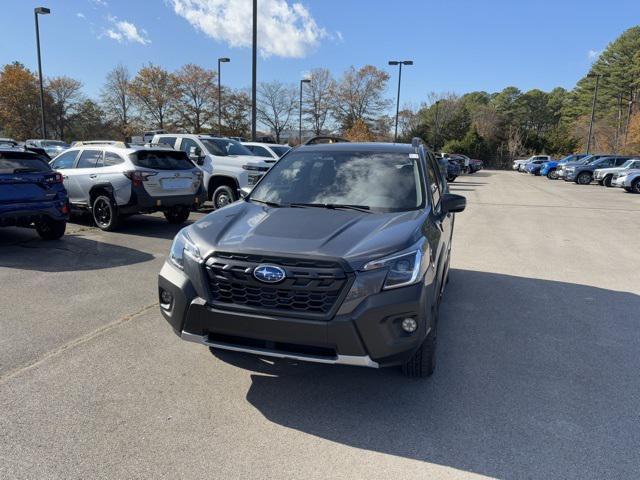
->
[253,264,286,283]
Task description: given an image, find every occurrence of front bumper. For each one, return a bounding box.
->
[158,260,434,368]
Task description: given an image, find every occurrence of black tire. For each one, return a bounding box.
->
[597,180,604,186]
[402,320,438,378]
[624,187,633,192]
[547,168,558,180]
[213,185,237,209]
[632,179,640,194]
[35,218,66,240]
[92,195,119,231]
[576,171,592,185]
[446,175,457,182]
[603,175,613,188]
[164,206,190,224]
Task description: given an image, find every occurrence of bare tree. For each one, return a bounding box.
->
[101,64,133,139]
[507,125,524,160]
[221,88,251,138]
[257,81,297,143]
[174,64,217,133]
[303,68,334,135]
[129,64,176,130]
[332,65,391,131]
[47,76,83,140]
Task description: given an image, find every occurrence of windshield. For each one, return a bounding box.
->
[42,141,68,148]
[201,138,253,157]
[0,152,51,174]
[130,150,195,170]
[621,159,637,168]
[250,150,424,212]
[270,146,291,157]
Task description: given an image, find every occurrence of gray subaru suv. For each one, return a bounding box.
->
[158,140,466,377]
[51,142,205,230]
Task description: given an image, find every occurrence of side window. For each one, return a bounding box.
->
[424,153,442,208]
[157,136,177,148]
[179,138,199,155]
[632,161,640,169]
[249,146,271,157]
[51,150,77,169]
[76,150,102,168]
[103,151,125,167]
[615,158,628,166]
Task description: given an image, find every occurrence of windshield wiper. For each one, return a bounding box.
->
[289,202,371,213]
[251,198,286,208]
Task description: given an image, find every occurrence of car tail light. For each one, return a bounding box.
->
[45,172,64,184]
[123,170,156,187]
[59,202,70,215]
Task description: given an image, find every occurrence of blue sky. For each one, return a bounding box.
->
[1,0,638,110]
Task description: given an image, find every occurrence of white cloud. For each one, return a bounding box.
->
[91,0,108,6]
[588,49,601,60]
[76,12,86,19]
[169,0,327,58]
[104,17,151,45]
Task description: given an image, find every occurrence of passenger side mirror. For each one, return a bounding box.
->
[238,186,252,199]
[189,146,204,165]
[441,193,466,213]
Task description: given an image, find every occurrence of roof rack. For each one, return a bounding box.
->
[303,135,350,146]
[72,140,128,148]
[141,142,175,149]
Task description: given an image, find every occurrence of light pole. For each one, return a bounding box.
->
[299,78,310,144]
[251,0,257,140]
[34,7,50,139]
[217,57,230,137]
[388,60,413,142]
[586,73,604,154]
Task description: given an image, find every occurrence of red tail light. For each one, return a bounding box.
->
[123,170,156,187]
[59,202,70,215]
[45,172,64,184]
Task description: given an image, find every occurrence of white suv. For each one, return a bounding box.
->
[152,134,272,209]
[50,142,205,230]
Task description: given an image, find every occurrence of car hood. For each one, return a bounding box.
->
[187,200,427,270]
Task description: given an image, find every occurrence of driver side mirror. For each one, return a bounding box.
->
[441,193,466,213]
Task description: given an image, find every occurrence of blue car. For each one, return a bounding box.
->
[0,146,69,239]
[540,154,588,180]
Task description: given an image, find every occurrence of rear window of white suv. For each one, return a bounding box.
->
[130,151,195,170]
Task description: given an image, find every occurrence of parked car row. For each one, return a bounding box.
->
[514,153,640,193]
[0,135,292,238]
[436,152,483,182]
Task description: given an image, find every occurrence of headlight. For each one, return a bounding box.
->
[362,248,424,290]
[169,228,201,270]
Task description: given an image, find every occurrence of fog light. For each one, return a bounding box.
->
[160,289,173,305]
[401,317,417,333]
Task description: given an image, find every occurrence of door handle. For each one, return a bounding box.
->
[89,174,98,179]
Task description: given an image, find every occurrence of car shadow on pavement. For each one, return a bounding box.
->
[213,269,640,479]
[0,231,154,272]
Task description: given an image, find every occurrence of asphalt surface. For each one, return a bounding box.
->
[1,171,639,479]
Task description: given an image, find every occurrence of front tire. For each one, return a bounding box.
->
[213,185,237,209]
[402,298,439,378]
[576,172,592,185]
[632,179,640,194]
[447,175,457,182]
[92,195,119,231]
[547,169,558,180]
[164,206,190,224]
[603,175,613,187]
[35,218,66,240]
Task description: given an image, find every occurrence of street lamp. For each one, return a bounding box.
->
[586,73,605,154]
[217,57,230,137]
[251,0,257,141]
[389,60,413,142]
[299,78,311,144]
[34,6,50,139]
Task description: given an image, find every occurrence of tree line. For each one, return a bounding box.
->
[0,25,638,166]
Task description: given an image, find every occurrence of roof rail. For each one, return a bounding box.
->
[303,135,350,146]
[142,142,175,149]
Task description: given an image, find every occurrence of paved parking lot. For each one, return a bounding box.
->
[1,171,639,479]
